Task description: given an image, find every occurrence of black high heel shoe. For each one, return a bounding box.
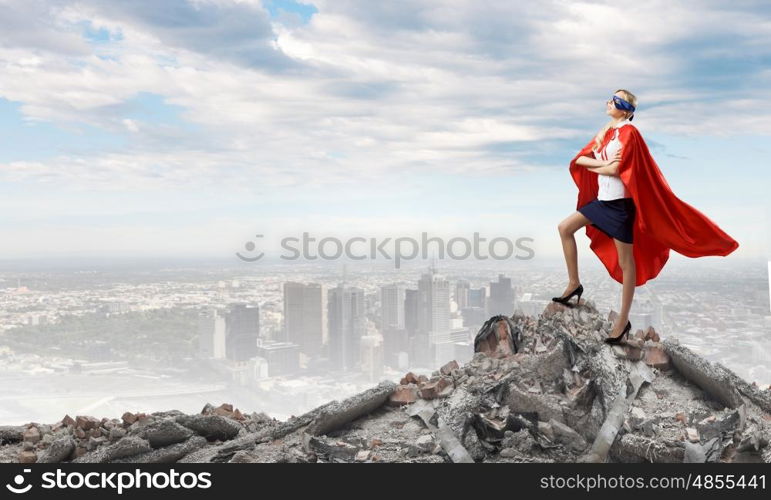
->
[604,320,631,344]
[552,283,583,306]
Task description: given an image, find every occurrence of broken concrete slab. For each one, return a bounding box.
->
[663,339,744,409]
[0,426,24,444]
[578,362,655,463]
[73,436,152,463]
[36,437,75,463]
[305,381,397,437]
[174,415,241,441]
[113,436,207,464]
[436,418,474,463]
[131,419,195,448]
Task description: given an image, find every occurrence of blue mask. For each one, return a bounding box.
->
[611,95,635,117]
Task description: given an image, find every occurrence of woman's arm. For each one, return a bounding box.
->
[576,148,622,175]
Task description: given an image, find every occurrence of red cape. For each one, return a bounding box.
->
[569,124,739,286]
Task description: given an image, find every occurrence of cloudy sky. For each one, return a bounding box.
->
[0,0,768,263]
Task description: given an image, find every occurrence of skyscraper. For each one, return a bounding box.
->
[380,284,405,331]
[489,274,514,316]
[380,284,408,367]
[455,280,470,310]
[416,265,450,367]
[197,307,226,359]
[328,284,366,371]
[283,281,324,357]
[224,303,260,362]
[417,266,450,339]
[468,287,486,311]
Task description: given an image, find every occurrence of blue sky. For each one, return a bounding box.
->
[0,0,768,262]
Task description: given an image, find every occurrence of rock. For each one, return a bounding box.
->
[644,345,671,370]
[415,434,434,453]
[419,377,453,400]
[355,450,371,462]
[75,416,99,431]
[389,385,419,406]
[304,381,397,438]
[112,436,208,464]
[109,427,127,442]
[73,436,153,463]
[122,412,138,426]
[132,419,195,448]
[62,415,76,428]
[537,421,555,441]
[686,427,700,443]
[0,426,25,444]
[23,426,41,444]
[400,372,419,385]
[644,326,660,342]
[87,436,108,451]
[37,437,75,463]
[175,415,241,441]
[501,429,536,453]
[19,450,37,463]
[499,447,520,458]
[663,340,743,409]
[440,360,460,376]
[549,419,588,453]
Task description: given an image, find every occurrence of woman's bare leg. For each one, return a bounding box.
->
[556,211,592,297]
[610,238,636,337]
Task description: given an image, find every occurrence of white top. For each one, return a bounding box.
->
[593,119,632,200]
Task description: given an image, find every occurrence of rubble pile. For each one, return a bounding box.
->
[2,300,769,463]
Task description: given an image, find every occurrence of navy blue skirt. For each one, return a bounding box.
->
[578,197,636,243]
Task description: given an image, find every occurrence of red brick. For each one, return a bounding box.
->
[419,377,453,400]
[23,426,41,444]
[643,326,660,342]
[440,360,459,376]
[388,385,418,406]
[62,414,76,427]
[643,345,671,370]
[121,412,138,425]
[400,372,419,385]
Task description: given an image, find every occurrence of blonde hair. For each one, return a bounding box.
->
[593,89,638,151]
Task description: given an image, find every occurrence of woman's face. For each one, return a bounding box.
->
[605,92,630,120]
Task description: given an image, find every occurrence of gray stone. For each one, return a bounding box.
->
[73,436,152,463]
[112,436,208,464]
[133,419,194,448]
[36,437,75,463]
[175,415,241,441]
[305,381,396,437]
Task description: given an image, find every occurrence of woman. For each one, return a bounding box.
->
[552,89,739,344]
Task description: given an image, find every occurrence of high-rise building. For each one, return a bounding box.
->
[224,303,260,362]
[198,307,227,359]
[418,266,450,339]
[454,280,470,310]
[416,265,451,367]
[255,339,300,376]
[360,334,384,381]
[380,285,405,331]
[328,284,366,371]
[381,285,408,366]
[404,289,419,333]
[468,287,487,311]
[283,282,324,357]
[489,274,514,316]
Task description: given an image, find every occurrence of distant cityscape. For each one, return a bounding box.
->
[0,256,768,425]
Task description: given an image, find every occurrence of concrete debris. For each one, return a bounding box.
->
[2,301,769,464]
[304,381,397,438]
[174,414,241,441]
